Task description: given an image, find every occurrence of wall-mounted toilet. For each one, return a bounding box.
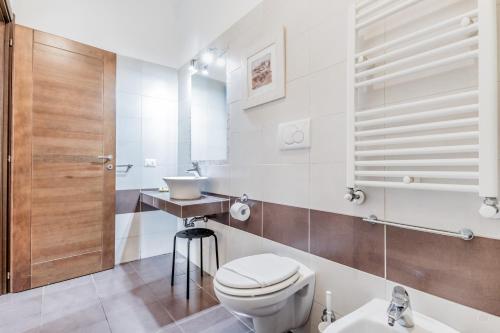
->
[213,253,315,333]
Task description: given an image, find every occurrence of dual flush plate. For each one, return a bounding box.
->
[278,118,311,150]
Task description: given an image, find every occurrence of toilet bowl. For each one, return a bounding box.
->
[213,253,315,333]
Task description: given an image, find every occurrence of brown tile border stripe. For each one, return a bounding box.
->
[116,189,158,214]
[387,227,500,316]
[310,210,385,278]
[116,189,140,214]
[263,202,309,252]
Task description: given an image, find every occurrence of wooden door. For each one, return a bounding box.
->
[0,0,13,295]
[10,26,115,291]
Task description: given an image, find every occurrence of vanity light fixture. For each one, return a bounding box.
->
[201,65,209,76]
[189,59,198,74]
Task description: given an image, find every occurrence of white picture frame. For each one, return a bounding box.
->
[242,27,286,109]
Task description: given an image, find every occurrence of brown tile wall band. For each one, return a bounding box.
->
[116,189,159,214]
[206,192,500,317]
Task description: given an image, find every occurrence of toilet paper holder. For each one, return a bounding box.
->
[237,193,249,203]
[230,194,251,222]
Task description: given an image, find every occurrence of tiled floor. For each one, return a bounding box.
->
[0,254,254,333]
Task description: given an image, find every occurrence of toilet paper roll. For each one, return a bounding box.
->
[230,202,251,221]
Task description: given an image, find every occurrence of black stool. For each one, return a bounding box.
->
[171,228,219,299]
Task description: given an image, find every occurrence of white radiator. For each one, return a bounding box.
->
[346,0,499,217]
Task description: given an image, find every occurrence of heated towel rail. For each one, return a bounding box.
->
[346,0,499,218]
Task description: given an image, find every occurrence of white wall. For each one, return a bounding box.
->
[177,0,500,332]
[116,56,178,190]
[115,55,178,264]
[11,0,262,68]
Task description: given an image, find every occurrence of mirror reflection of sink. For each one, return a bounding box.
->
[324,299,459,333]
[162,176,208,200]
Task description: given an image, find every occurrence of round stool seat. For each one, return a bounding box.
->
[175,228,215,239]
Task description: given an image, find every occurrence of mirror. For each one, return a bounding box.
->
[190,59,228,161]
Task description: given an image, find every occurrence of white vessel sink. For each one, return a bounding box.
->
[324,299,459,333]
[163,176,208,200]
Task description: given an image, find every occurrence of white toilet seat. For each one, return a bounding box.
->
[215,253,300,289]
[214,271,300,297]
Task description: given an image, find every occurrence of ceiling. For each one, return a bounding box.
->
[11,0,262,68]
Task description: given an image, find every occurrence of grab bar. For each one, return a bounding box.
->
[363,215,474,241]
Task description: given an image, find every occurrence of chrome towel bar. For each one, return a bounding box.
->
[116,164,133,173]
[363,215,474,241]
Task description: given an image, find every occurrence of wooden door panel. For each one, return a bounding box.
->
[10,25,33,292]
[11,26,116,290]
[34,30,105,60]
[31,251,102,288]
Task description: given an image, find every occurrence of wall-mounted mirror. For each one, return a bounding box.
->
[190,53,228,161]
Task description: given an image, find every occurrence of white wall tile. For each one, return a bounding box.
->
[310,113,346,164]
[115,213,141,239]
[309,254,386,317]
[229,164,263,199]
[229,130,264,166]
[309,17,346,73]
[115,236,140,264]
[140,232,175,259]
[117,92,141,119]
[116,117,141,143]
[261,164,310,208]
[309,62,346,118]
[286,30,310,82]
[227,67,243,104]
[140,210,178,235]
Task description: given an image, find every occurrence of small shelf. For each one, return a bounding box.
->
[140,190,229,218]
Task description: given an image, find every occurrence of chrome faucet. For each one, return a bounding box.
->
[186,161,201,177]
[387,286,414,328]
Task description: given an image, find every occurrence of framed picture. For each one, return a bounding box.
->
[242,27,286,109]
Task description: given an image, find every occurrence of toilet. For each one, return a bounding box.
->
[213,253,315,333]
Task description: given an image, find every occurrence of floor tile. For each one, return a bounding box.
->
[147,275,199,300]
[232,311,254,330]
[92,263,136,282]
[44,275,93,295]
[0,287,43,305]
[0,312,41,333]
[160,286,219,321]
[93,271,146,298]
[106,301,174,333]
[156,324,184,333]
[42,282,100,316]
[0,292,42,327]
[178,305,250,333]
[100,284,157,315]
[191,274,217,299]
[134,254,200,284]
[41,304,107,333]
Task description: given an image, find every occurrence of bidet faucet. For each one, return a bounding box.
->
[387,286,414,328]
[186,161,201,177]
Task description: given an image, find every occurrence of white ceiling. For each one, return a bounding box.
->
[11,0,262,68]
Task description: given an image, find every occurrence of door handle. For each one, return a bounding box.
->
[97,155,113,162]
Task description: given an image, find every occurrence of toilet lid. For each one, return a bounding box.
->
[215,253,300,289]
[214,271,300,297]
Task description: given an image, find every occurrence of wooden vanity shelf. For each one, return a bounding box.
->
[140,191,229,218]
